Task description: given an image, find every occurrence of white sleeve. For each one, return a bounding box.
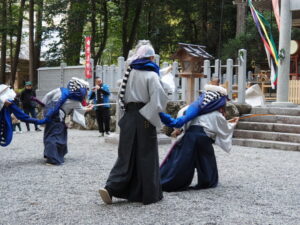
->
[139,74,169,127]
[214,113,236,153]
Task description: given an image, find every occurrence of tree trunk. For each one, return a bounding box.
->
[126,0,144,56]
[33,0,44,87]
[0,0,7,84]
[90,0,97,59]
[235,1,247,37]
[121,0,130,58]
[29,0,35,83]
[94,0,108,65]
[10,0,26,87]
[64,0,89,65]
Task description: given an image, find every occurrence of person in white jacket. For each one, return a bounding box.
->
[99,41,168,205]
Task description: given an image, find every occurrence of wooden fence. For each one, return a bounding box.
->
[288,80,300,104]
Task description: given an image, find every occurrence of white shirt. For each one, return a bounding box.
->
[189,111,236,153]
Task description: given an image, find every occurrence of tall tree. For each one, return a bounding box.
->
[10,0,26,87]
[0,0,7,84]
[121,0,144,58]
[29,0,35,83]
[64,0,89,65]
[33,0,44,85]
[90,0,108,66]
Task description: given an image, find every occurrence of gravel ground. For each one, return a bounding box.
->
[0,126,299,225]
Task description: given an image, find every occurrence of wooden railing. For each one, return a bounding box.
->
[289,80,300,104]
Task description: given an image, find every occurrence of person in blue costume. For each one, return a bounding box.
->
[40,77,93,165]
[159,84,239,192]
[88,77,111,136]
[0,85,44,147]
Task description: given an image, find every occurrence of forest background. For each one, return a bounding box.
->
[1,0,300,86]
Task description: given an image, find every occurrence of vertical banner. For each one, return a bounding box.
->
[85,37,92,79]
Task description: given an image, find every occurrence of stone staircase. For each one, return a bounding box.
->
[233,106,300,151]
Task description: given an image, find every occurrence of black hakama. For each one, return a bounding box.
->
[43,116,68,165]
[160,125,218,192]
[105,103,162,204]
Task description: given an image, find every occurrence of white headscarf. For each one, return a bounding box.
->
[127,40,155,64]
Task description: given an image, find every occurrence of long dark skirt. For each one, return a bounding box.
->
[160,125,218,192]
[43,120,68,165]
[105,103,162,205]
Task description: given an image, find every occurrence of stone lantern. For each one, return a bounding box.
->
[172,43,214,104]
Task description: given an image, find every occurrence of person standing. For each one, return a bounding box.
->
[89,77,110,136]
[99,41,168,205]
[20,81,41,131]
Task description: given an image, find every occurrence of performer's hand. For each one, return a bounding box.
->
[171,128,182,138]
[228,117,239,123]
[4,100,12,107]
[86,104,94,112]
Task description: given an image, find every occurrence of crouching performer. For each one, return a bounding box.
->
[99,41,168,205]
[40,77,93,165]
[0,84,43,147]
[159,84,239,192]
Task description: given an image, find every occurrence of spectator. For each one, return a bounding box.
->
[20,81,41,131]
[89,77,110,136]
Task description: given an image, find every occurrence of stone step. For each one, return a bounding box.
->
[233,138,300,151]
[233,129,300,144]
[251,106,300,116]
[241,115,300,125]
[236,121,300,133]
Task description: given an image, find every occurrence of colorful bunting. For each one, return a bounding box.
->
[248,0,279,89]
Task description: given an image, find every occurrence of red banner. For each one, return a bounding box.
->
[85,37,92,79]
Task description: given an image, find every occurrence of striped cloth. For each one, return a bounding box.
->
[118,66,132,110]
[201,91,223,107]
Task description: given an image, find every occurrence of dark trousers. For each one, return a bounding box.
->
[105,103,162,204]
[13,123,22,132]
[95,107,110,133]
[160,125,218,192]
[23,107,38,131]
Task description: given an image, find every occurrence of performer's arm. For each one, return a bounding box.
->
[99,84,110,95]
[139,73,168,127]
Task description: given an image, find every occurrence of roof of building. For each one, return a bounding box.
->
[174,43,214,60]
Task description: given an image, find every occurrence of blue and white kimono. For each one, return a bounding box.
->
[0,85,43,147]
[39,78,89,165]
[159,85,236,192]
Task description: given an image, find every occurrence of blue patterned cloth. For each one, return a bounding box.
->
[130,58,160,75]
[159,92,227,128]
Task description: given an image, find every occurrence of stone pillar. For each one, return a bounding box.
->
[238,49,247,104]
[117,56,125,80]
[226,59,233,100]
[181,77,187,101]
[201,60,211,90]
[273,0,295,107]
[214,59,220,80]
[155,54,160,66]
[60,62,67,87]
[172,61,179,101]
